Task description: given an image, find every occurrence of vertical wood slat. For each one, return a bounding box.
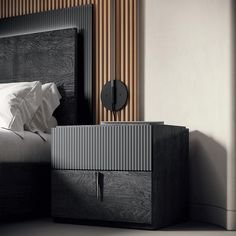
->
[130,0,134,121]
[115,0,121,121]
[0,0,139,123]
[134,0,138,120]
[95,0,100,123]
[104,0,108,121]
[125,0,129,121]
[120,0,125,121]
[99,0,103,122]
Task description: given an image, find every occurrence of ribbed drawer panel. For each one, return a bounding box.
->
[52,125,152,171]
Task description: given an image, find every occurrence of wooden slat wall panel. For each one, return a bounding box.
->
[0,0,139,123]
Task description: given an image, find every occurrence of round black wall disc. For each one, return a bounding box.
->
[101,80,128,112]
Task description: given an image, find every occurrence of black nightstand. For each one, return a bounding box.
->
[51,123,189,229]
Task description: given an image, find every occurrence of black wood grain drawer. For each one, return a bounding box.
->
[51,170,152,224]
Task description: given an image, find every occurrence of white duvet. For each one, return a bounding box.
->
[0,128,51,163]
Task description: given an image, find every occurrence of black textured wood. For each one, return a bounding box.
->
[0,6,94,124]
[0,163,50,220]
[0,28,78,125]
[51,170,152,225]
[151,124,189,228]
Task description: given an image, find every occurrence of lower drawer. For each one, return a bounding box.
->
[51,170,152,224]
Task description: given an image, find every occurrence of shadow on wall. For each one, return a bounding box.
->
[138,0,229,227]
[189,131,227,223]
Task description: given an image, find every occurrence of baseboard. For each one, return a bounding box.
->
[226,210,236,230]
[190,204,227,229]
[190,204,236,230]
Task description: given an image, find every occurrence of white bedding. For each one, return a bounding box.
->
[0,128,51,163]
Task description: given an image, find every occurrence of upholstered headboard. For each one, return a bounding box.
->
[0,5,93,125]
[0,28,78,125]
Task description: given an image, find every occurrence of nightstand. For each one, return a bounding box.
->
[51,123,189,229]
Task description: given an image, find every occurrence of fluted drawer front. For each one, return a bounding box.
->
[52,125,152,171]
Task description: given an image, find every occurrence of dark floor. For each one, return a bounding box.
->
[0,219,234,236]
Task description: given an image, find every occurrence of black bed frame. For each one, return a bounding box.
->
[0,5,94,124]
[0,28,79,125]
[0,6,93,221]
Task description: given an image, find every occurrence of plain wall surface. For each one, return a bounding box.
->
[140,0,236,229]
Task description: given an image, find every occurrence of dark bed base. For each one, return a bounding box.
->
[0,163,51,221]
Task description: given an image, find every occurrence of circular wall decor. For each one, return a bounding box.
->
[101,80,128,112]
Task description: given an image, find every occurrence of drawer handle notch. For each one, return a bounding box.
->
[95,172,104,202]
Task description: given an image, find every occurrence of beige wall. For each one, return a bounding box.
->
[140,0,236,229]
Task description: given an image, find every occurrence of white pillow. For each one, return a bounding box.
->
[0,81,42,131]
[25,82,61,133]
[45,116,58,133]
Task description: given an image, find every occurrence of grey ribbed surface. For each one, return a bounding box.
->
[0,5,93,123]
[52,125,152,171]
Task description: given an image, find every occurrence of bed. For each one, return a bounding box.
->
[0,6,93,221]
[0,129,51,220]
